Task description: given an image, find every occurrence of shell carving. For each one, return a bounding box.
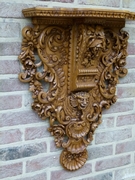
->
[19,13,129,171]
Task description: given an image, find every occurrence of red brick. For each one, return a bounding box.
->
[26,155,60,172]
[0,78,28,92]
[0,22,20,37]
[25,125,50,140]
[23,93,33,108]
[126,20,135,25]
[16,172,47,180]
[117,86,135,98]
[123,0,135,8]
[50,140,61,152]
[52,0,73,2]
[114,166,135,180]
[0,60,20,74]
[88,145,113,160]
[0,163,22,179]
[127,43,135,55]
[95,128,132,144]
[0,95,22,110]
[116,140,135,154]
[103,100,134,114]
[95,155,130,171]
[51,163,92,180]
[0,110,42,127]
[0,3,36,18]
[78,0,119,7]
[0,129,22,145]
[81,172,113,180]
[0,42,21,56]
[126,56,135,69]
[98,117,114,129]
[124,27,135,40]
[0,142,47,161]
[119,71,135,84]
[116,114,135,126]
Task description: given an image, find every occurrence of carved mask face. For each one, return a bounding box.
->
[76,92,89,110]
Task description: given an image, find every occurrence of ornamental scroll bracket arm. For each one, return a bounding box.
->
[18,7,135,171]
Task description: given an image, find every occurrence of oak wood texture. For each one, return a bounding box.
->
[22,7,135,19]
[19,8,135,171]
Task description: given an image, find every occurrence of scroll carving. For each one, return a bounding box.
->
[18,8,134,171]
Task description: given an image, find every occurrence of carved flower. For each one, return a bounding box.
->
[49,124,65,136]
[49,124,65,147]
[29,81,43,98]
[60,149,88,171]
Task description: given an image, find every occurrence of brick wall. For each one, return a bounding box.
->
[0,0,135,180]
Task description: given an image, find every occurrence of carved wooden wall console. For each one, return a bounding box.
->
[19,8,135,171]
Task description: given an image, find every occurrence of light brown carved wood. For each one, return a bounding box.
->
[19,8,135,171]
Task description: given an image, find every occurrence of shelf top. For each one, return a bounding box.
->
[22,7,135,20]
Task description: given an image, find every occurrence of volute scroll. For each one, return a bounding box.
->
[19,8,135,171]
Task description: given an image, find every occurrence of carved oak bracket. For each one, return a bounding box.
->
[19,8,135,171]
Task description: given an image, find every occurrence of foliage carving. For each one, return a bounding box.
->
[19,11,129,171]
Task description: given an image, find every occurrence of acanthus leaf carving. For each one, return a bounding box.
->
[18,8,134,171]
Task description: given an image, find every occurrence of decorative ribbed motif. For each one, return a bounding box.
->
[19,8,131,171]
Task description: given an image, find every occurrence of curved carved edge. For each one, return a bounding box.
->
[60,149,88,171]
[22,7,135,20]
[18,20,129,171]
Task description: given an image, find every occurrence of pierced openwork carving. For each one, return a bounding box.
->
[19,8,135,171]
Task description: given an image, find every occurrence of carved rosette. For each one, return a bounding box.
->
[19,10,129,171]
